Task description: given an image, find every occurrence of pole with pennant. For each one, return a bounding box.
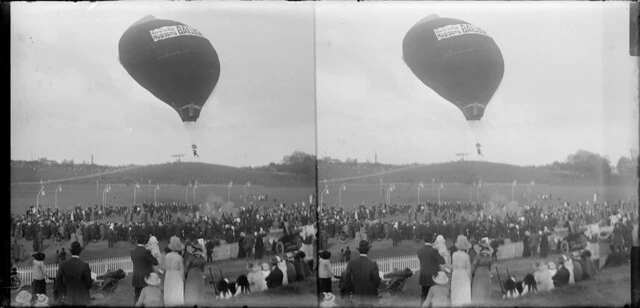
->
[36,184,45,208]
[103,184,111,208]
[96,179,100,203]
[134,183,140,205]
[432,178,435,199]
[320,180,329,211]
[477,179,482,201]
[438,182,444,205]
[227,181,233,203]
[186,183,192,204]
[55,184,62,209]
[339,183,346,207]
[154,184,160,205]
[418,181,424,204]
[469,182,473,203]
[148,180,151,201]
[512,180,517,201]
[193,181,198,203]
[387,184,395,205]
[244,181,251,203]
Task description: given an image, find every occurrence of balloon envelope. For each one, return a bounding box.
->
[119,16,221,122]
[403,16,504,121]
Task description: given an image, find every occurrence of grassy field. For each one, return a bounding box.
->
[319,182,636,210]
[11,184,315,214]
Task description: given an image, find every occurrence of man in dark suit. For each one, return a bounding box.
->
[55,241,93,306]
[265,256,284,289]
[130,233,158,305]
[341,240,381,307]
[417,233,445,303]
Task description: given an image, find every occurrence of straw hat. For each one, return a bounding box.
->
[261,263,270,271]
[323,292,336,303]
[434,235,445,245]
[15,290,32,304]
[148,236,158,245]
[167,236,184,251]
[455,235,472,250]
[36,294,48,305]
[433,271,449,285]
[145,272,162,286]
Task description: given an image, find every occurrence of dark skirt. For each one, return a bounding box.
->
[32,279,46,295]
[319,278,332,294]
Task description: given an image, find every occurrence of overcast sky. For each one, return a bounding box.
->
[11,2,315,167]
[316,2,638,166]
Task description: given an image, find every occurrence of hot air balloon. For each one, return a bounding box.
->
[119,15,221,155]
[403,14,504,121]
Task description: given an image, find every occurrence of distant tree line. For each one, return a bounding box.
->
[542,149,638,176]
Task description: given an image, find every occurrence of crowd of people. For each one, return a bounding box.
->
[11,200,318,263]
[318,198,637,253]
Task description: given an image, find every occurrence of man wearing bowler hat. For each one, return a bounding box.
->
[341,240,381,307]
[130,233,158,305]
[417,233,445,304]
[55,241,93,306]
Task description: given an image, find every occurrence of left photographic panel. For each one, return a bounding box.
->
[10,2,318,307]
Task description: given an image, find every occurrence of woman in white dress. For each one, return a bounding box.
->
[434,235,452,266]
[450,235,472,306]
[247,263,268,293]
[164,236,185,306]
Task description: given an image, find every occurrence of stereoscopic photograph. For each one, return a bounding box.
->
[9,2,317,307]
[6,1,639,308]
[316,2,637,307]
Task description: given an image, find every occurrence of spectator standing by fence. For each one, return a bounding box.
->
[55,241,92,306]
[341,240,381,307]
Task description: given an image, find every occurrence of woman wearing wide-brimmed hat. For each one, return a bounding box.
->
[533,260,554,291]
[471,239,493,304]
[31,252,50,295]
[14,290,33,307]
[421,271,450,308]
[163,236,185,307]
[451,235,472,306]
[135,272,163,307]
[246,262,268,293]
[184,243,206,306]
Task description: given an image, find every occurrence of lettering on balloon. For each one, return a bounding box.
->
[149,25,204,42]
[434,24,487,41]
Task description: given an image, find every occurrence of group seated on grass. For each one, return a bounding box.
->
[501,246,629,299]
[215,251,313,299]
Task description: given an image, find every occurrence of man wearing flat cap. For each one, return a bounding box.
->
[55,241,93,306]
[341,240,381,307]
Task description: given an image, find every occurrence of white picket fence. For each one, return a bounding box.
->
[331,255,420,282]
[17,256,134,285]
[18,252,419,286]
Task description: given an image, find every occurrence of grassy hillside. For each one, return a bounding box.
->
[319,160,634,186]
[11,161,314,187]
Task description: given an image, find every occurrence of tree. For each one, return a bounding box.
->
[616,151,638,176]
[565,150,612,174]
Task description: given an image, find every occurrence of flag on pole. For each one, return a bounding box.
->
[247,181,251,187]
[194,181,198,189]
[440,183,444,190]
[512,179,517,187]
[156,184,160,191]
[57,185,62,192]
[41,190,45,196]
[229,181,233,188]
[135,183,140,190]
[326,188,329,195]
[478,179,482,188]
[341,183,346,191]
[419,182,424,188]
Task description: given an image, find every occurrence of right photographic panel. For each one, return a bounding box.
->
[315,2,638,308]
